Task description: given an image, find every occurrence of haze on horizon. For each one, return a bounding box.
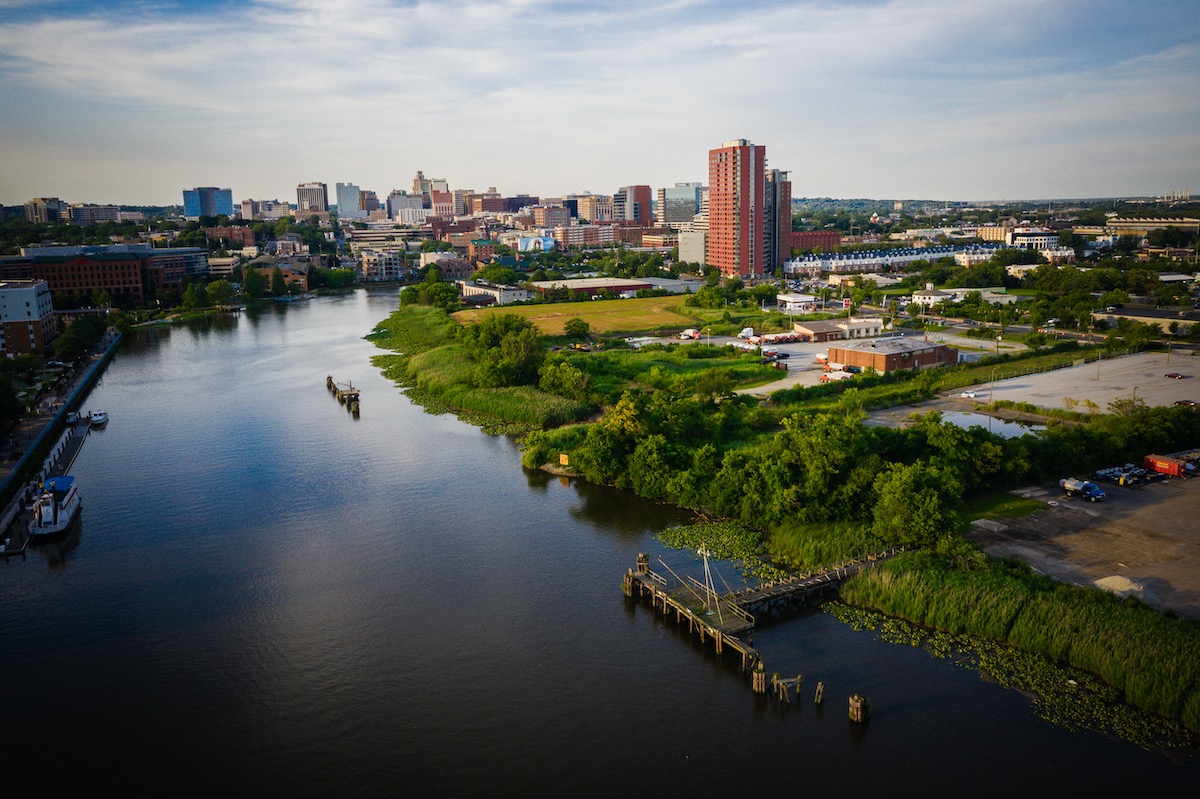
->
[1,0,1197,206]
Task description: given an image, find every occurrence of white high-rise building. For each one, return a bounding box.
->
[336,182,364,220]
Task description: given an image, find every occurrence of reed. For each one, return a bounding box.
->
[840,555,1200,731]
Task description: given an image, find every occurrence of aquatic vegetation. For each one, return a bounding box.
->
[657,522,789,582]
[825,602,1199,751]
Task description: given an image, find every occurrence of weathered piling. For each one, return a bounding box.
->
[849,694,870,723]
[326,376,361,414]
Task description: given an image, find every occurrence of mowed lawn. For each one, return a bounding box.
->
[453,296,698,335]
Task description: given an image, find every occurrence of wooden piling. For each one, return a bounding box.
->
[814,681,824,705]
[849,694,870,723]
[752,665,766,694]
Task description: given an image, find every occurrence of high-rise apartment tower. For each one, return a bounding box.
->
[706,139,765,278]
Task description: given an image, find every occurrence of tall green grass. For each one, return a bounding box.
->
[841,554,1200,731]
[765,520,884,571]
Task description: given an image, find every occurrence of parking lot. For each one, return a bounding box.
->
[968,474,1200,618]
[966,350,1200,410]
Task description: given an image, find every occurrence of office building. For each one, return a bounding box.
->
[182,187,234,219]
[24,198,68,224]
[656,183,703,227]
[387,190,424,220]
[576,195,614,222]
[296,182,329,213]
[613,186,652,226]
[336,182,364,220]
[66,204,121,226]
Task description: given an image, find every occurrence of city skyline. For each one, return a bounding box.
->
[1,0,1198,205]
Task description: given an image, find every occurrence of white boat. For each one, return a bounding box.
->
[88,411,109,428]
[28,476,81,536]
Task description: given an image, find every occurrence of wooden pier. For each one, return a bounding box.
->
[326,376,360,414]
[623,552,763,672]
[623,547,904,687]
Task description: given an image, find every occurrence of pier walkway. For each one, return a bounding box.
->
[622,547,905,681]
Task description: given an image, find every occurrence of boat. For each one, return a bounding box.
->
[28,476,81,536]
[88,411,109,428]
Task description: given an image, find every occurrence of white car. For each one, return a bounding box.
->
[960,390,977,398]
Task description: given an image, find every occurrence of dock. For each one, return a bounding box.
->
[326,376,360,414]
[623,547,904,685]
[1,417,91,559]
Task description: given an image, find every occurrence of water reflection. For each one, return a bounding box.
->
[940,411,1045,438]
[563,473,695,538]
[28,515,83,569]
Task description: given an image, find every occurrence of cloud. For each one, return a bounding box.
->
[0,0,1197,202]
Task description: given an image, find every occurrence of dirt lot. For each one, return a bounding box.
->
[967,475,1200,618]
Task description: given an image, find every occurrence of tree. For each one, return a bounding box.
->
[243,267,266,300]
[539,360,591,402]
[422,281,460,310]
[271,266,287,295]
[563,317,590,340]
[500,326,544,384]
[0,375,23,432]
[475,265,519,285]
[208,279,234,306]
[628,434,678,500]
[872,462,962,547]
[693,368,734,401]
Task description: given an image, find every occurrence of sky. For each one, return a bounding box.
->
[1,0,1198,206]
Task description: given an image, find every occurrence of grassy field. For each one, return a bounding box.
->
[453,296,697,335]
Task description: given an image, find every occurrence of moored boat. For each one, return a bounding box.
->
[28,476,81,536]
[88,411,109,428]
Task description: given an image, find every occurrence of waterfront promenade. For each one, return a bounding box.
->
[0,332,120,512]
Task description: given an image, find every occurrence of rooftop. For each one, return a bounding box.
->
[832,337,950,356]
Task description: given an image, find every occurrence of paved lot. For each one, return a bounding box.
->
[963,350,1200,410]
[968,474,1200,618]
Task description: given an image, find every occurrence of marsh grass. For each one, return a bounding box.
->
[840,554,1200,732]
[825,601,1199,750]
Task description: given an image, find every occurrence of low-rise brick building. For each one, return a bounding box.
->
[828,337,958,373]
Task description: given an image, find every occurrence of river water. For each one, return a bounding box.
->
[2,289,1195,796]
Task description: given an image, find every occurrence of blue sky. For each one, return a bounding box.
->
[1,0,1197,205]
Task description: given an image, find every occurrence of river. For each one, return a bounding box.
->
[1,289,1195,796]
